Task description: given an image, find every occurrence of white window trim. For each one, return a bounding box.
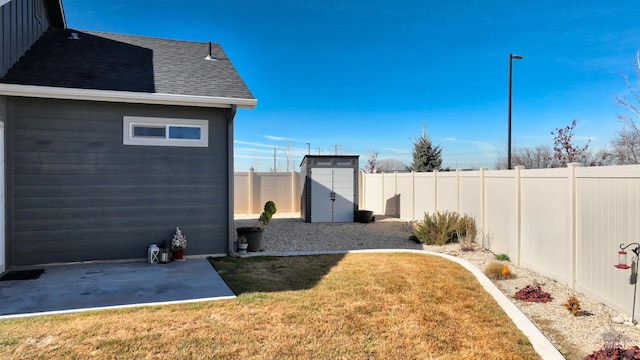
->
[123,116,209,147]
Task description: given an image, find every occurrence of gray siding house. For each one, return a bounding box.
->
[0,0,256,270]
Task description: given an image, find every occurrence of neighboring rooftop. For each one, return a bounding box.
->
[0,28,255,102]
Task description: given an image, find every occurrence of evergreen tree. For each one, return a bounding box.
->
[406,126,443,172]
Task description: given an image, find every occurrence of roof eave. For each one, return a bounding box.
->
[0,84,257,109]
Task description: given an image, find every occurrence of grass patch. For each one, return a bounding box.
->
[0,253,540,359]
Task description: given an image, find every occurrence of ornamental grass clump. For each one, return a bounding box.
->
[484,261,515,280]
[410,211,477,246]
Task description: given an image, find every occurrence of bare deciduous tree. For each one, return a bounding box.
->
[363,150,380,173]
[549,119,605,167]
[279,140,298,172]
[611,51,640,165]
[496,145,553,169]
[378,158,406,172]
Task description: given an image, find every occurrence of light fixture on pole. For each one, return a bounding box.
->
[615,242,640,325]
[507,53,523,170]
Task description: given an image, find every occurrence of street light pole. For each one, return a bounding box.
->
[508,53,523,170]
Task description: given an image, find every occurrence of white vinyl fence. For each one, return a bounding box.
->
[234,171,301,214]
[360,164,640,317]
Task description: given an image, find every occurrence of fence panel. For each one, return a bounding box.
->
[234,172,300,214]
[483,169,519,257]
[459,171,482,220]
[574,165,640,316]
[519,168,572,286]
[396,172,415,220]
[361,173,384,214]
[382,173,399,216]
[436,171,459,213]
[234,173,251,214]
[414,172,436,218]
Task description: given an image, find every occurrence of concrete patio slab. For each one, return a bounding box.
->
[0,258,235,320]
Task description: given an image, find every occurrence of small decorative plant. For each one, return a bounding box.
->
[457,216,477,251]
[563,295,581,316]
[513,284,553,303]
[484,261,515,280]
[171,227,187,250]
[495,253,510,261]
[584,326,637,359]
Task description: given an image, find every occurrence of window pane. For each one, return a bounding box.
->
[168,126,201,140]
[133,126,165,138]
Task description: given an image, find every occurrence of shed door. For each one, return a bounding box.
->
[310,168,354,223]
[310,168,333,222]
[332,168,355,222]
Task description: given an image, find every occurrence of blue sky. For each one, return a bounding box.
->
[63,1,640,170]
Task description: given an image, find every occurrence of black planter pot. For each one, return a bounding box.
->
[236,227,264,252]
[355,210,374,223]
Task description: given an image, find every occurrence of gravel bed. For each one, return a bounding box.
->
[234,213,640,360]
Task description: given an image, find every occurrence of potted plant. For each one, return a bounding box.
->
[171,227,187,261]
[236,201,277,252]
[237,235,248,254]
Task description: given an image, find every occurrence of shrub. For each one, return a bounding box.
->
[411,211,476,246]
[562,295,581,316]
[495,253,510,262]
[457,216,477,251]
[484,261,515,280]
[513,285,553,303]
[584,327,635,359]
[258,201,277,228]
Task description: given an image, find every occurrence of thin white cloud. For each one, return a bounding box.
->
[234,140,275,148]
[381,147,410,154]
[263,135,308,143]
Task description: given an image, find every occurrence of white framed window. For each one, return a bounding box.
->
[123,116,209,147]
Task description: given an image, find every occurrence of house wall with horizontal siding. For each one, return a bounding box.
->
[6,97,230,266]
[1,0,50,77]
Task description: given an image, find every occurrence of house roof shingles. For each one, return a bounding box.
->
[0,28,255,101]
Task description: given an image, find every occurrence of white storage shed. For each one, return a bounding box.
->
[300,155,359,223]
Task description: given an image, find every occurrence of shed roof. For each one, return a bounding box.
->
[0,28,256,108]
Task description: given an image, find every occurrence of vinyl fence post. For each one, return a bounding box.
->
[248,170,254,214]
[568,162,581,291]
[515,166,524,266]
[480,168,486,249]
